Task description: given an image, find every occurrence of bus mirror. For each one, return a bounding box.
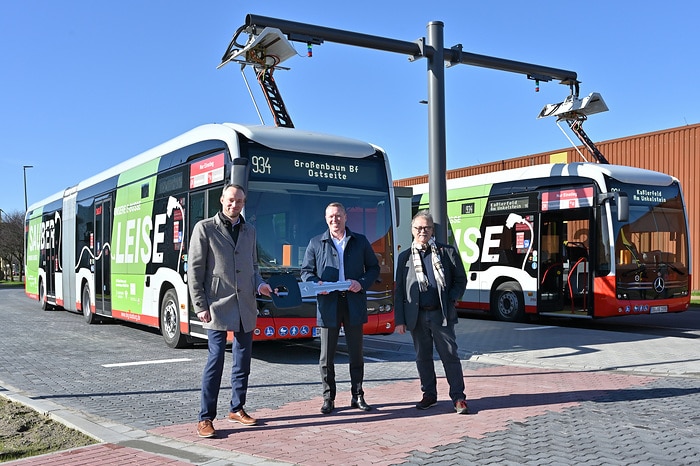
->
[395,196,400,227]
[232,158,250,192]
[616,192,628,222]
[598,192,628,222]
[393,186,413,228]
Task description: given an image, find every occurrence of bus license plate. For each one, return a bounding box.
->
[650,305,668,314]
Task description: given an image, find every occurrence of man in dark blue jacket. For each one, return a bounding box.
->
[301,202,380,414]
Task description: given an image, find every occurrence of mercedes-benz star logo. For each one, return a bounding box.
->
[653,276,666,293]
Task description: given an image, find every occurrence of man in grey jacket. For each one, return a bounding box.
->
[394,210,468,414]
[188,183,273,438]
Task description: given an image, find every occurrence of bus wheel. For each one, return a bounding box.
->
[161,289,187,349]
[39,279,52,311]
[82,284,98,324]
[493,282,524,322]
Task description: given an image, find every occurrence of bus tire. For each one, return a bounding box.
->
[82,284,98,324]
[492,282,525,322]
[39,279,52,311]
[161,288,187,349]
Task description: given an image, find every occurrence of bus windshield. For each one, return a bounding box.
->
[247,181,391,273]
[610,181,689,296]
[243,146,392,277]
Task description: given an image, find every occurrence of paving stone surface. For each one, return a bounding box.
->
[1,288,699,465]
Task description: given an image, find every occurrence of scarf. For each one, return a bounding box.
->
[411,238,446,292]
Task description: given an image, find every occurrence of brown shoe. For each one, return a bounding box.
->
[197,419,216,438]
[228,409,257,426]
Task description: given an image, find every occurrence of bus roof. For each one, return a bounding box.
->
[225,124,381,158]
[27,124,382,212]
[408,162,679,194]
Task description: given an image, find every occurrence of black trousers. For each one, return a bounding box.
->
[319,294,365,400]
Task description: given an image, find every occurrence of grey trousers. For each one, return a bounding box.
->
[410,309,466,402]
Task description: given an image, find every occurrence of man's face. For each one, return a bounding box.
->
[325,205,346,237]
[220,186,245,219]
[411,217,433,245]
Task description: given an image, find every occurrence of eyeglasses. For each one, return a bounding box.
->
[412,226,433,232]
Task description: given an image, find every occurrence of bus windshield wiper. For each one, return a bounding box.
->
[622,264,647,277]
[656,260,684,275]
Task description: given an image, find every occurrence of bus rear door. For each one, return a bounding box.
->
[94,197,113,316]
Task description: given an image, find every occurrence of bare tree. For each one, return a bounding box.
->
[0,210,25,282]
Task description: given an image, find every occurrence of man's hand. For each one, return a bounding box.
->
[348,279,362,293]
[395,324,407,335]
[197,310,211,323]
[258,283,274,297]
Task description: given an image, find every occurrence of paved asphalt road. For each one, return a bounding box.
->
[1,286,699,465]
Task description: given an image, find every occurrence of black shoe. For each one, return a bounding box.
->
[321,399,334,414]
[350,395,372,411]
[416,395,437,410]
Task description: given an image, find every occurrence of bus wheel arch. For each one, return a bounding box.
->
[491,281,525,322]
[160,287,188,349]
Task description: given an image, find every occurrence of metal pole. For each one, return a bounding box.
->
[243,14,578,84]
[245,14,419,56]
[23,165,33,212]
[426,22,448,244]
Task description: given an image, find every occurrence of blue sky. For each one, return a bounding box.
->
[1,1,697,213]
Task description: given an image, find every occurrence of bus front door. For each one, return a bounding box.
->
[539,218,565,312]
[539,213,592,316]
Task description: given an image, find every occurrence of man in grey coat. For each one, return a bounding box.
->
[395,210,469,414]
[188,183,273,438]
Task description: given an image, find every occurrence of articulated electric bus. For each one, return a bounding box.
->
[25,124,397,347]
[408,162,691,321]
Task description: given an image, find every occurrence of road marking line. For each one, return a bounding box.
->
[102,358,191,368]
[514,326,557,331]
[363,356,387,362]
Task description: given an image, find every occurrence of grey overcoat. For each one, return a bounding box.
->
[187,214,265,333]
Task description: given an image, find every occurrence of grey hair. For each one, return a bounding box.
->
[412,209,434,226]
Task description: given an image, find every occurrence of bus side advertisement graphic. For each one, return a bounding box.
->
[25,207,45,298]
[421,184,537,271]
[110,159,160,316]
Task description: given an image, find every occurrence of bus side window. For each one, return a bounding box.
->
[189,192,205,234]
[540,235,560,264]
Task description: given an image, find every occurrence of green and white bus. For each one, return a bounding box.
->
[25,124,397,347]
[407,162,692,321]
